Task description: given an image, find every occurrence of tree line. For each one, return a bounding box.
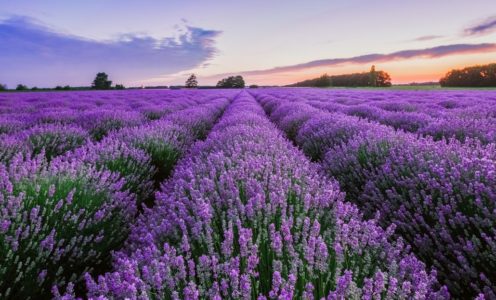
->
[184,74,246,89]
[16,66,478,91]
[0,72,126,91]
[288,66,392,87]
[0,73,248,91]
[440,63,496,87]
[3,63,496,91]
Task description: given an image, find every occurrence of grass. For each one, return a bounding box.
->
[320,85,496,91]
[391,85,496,91]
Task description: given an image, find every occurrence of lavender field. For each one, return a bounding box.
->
[0,88,495,299]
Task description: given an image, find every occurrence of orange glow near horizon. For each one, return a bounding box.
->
[236,52,496,85]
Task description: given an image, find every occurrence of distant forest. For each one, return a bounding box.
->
[440,63,496,87]
[288,66,392,87]
[288,62,496,88]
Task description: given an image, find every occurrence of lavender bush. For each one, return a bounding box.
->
[76,110,144,141]
[0,116,27,134]
[378,111,432,133]
[360,138,496,298]
[110,98,229,193]
[0,154,136,298]
[11,124,90,161]
[110,120,192,189]
[162,98,230,140]
[295,113,374,161]
[56,139,156,207]
[0,135,28,165]
[420,117,496,144]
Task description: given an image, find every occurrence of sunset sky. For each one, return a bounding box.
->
[1,0,496,87]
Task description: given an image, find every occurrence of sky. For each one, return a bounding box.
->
[0,0,496,87]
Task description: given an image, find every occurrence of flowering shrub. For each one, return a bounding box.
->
[76,110,144,141]
[12,124,90,161]
[344,104,384,121]
[0,154,136,298]
[270,103,320,140]
[34,108,78,125]
[0,116,26,134]
[163,98,230,140]
[420,117,496,144]
[111,98,229,190]
[361,138,496,298]
[378,111,432,133]
[108,120,190,188]
[323,127,402,202]
[296,113,374,161]
[56,139,156,207]
[0,135,28,164]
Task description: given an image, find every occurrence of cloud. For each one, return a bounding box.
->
[0,16,221,86]
[228,43,496,76]
[412,35,443,41]
[465,16,496,36]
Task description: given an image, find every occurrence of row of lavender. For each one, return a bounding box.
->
[250,88,496,299]
[0,90,230,164]
[260,89,496,144]
[0,90,233,298]
[79,92,448,299]
[0,90,195,135]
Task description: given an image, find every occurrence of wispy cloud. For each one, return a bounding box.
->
[412,35,443,42]
[464,15,496,36]
[0,16,221,86]
[227,43,496,76]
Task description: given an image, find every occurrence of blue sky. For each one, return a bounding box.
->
[1,0,495,87]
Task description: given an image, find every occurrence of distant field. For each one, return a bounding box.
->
[391,85,496,90]
[323,84,496,91]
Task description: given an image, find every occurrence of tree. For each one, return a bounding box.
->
[185,74,198,88]
[289,68,392,87]
[115,84,125,90]
[0,84,6,91]
[314,74,332,87]
[216,75,245,88]
[440,63,496,87]
[92,72,112,90]
[376,71,392,87]
[369,65,377,87]
[16,84,28,91]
